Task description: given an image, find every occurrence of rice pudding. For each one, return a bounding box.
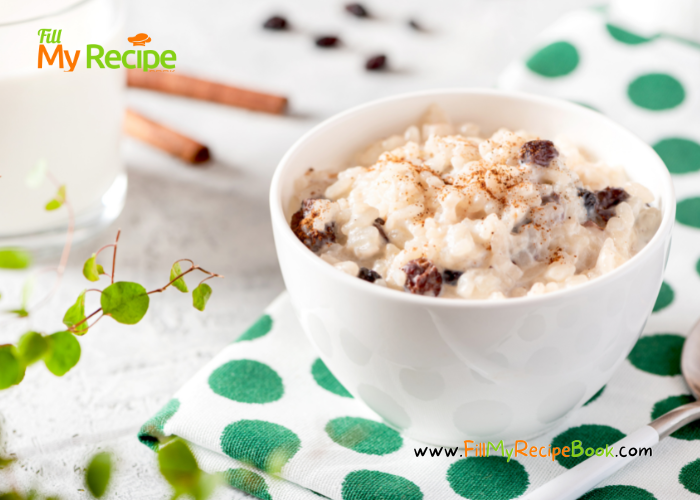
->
[288,106,662,300]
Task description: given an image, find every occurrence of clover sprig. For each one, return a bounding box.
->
[0,231,222,389]
[65,231,222,334]
[0,166,223,499]
[0,166,222,390]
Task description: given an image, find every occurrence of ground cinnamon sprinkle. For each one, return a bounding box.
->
[289,108,662,300]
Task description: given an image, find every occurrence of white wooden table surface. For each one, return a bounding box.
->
[0,0,598,497]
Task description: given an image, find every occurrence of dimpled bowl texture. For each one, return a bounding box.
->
[270,89,675,446]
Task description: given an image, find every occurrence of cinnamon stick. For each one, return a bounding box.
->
[127,69,288,115]
[124,109,210,164]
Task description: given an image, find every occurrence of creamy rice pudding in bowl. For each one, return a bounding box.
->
[270,89,675,446]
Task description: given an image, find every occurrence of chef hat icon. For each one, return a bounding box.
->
[127,33,152,46]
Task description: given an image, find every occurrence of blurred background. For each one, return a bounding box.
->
[0,0,620,498]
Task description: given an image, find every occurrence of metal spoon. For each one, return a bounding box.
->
[523,318,700,500]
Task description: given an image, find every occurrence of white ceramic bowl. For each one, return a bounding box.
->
[270,89,675,446]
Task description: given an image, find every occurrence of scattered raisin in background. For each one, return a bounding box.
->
[519,140,559,167]
[578,187,630,227]
[263,15,288,30]
[402,258,442,296]
[358,267,381,283]
[366,54,387,71]
[291,199,336,252]
[442,269,463,286]
[408,19,423,31]
[315,36,340,48]
[373,217,389,242]
[345,3,369,17]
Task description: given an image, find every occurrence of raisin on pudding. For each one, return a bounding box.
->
[578,187,630,228]
[402,258,442,296]
[358,267,381,283]
[519,140,559,167]
[442,269,463,286]
[291,199,336,252]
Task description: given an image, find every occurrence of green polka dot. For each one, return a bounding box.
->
[221,420,301,473]
[138,399,180,451]
[579,485,657,500]
[447,457,529,500]
[584,386,605,406]
[651,395,700,440]
[696,256,700,277]
[680,458,700,493]
[526,41,580,77]
[224,468,272,500]
[605,24,656,45]
[653,282,674,312]
[341,470,422,500]
[237,314,273,342]
[628,73,685,110]
[628,334,684,376]
[208,359,283,403]
[677,197,700,228]
[653,138,700,174]
[325,417,402,455]
[551,424,625,469]
[312,358,352,398]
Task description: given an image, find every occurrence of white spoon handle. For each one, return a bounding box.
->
[522,426,659,500]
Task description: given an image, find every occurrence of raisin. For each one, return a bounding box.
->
[541,192,560,205]
[519,140,559,167]
[442,269,463,286]
[290,199,336,252]
[408,19,423,31]
[345,3,369,17]
[512,217,532,234]
[578,187,630,227]
[402,258,442,296]
[315,36,340,48]
[358,267,382,283]
[373,217,390,242]
[263,16,288,30]
[365,54,387,71]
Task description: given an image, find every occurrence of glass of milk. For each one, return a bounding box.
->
[0,0,127,249]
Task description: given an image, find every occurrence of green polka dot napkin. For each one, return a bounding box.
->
[138,8,700,500]
[498,6,700,499]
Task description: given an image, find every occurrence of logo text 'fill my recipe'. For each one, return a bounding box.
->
[37,29,176,73]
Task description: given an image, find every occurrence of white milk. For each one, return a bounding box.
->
[0,0,126,241]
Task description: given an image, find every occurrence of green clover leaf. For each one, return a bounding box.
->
[83,254,101,282]
[45,185,66,211]
[63,290,87,335]
[0,490,23,500]
[0,345,25,390]
[44,331,81,377]
[158,438,199,490]
[101,282,149,325]
[0,249,31,270]
[17,332,48,365]
[170,262,188,293]
[192,283,212,312]
[85,452,112,498]
[158,438,218,500]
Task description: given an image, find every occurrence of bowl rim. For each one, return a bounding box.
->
[270,87,676,309]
